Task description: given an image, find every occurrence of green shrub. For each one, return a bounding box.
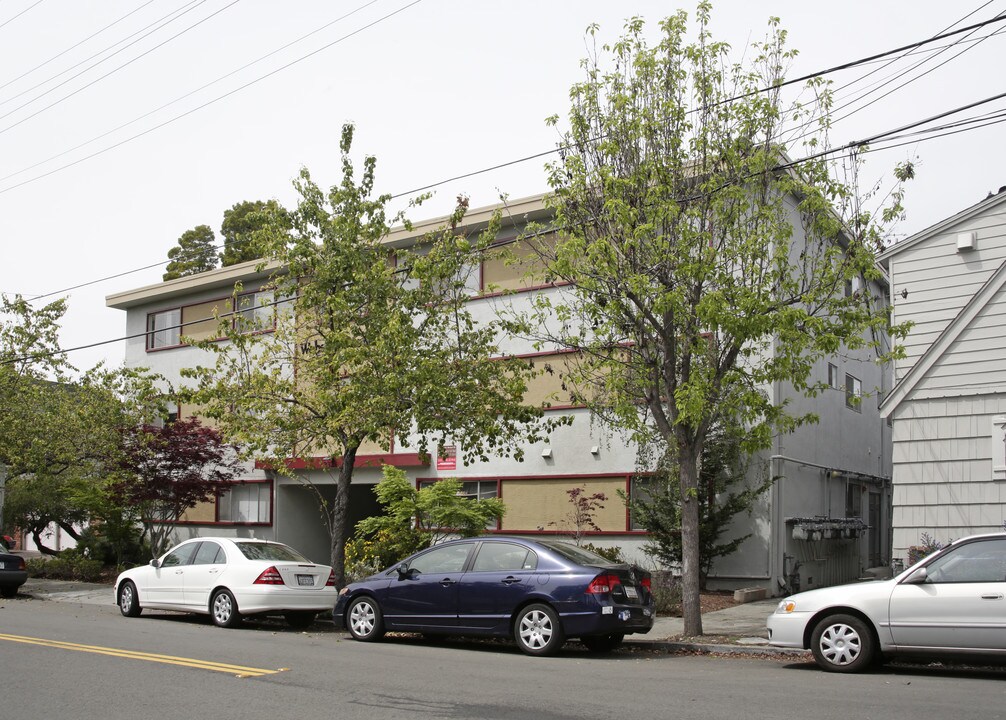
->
[907,532,949,566]
[581,542,626,563]
[649,570,681,616]
[27,549,104,582]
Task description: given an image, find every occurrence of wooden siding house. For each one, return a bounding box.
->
[879,188,1006,562]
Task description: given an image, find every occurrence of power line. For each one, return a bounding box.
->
[0,0,240,136]
[0,0,44,32]
[0,0,425,196]
[0,0,157,96]
[0,0,382,186]
[17,10,1006,304]
[11,105,1006,367]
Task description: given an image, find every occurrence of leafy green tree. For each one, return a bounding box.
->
[0,295,164,553]
[220,199,282,267]
[348,466,505,575]
[629,422,774,589]
[527,6,911,634]
[163,224,218,281]
[185,123,566,587]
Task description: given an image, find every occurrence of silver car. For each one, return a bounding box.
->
[767,532,1006,672]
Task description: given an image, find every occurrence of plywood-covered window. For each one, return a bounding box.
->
[521,352,587,408]
[481,232,558,293]
[181,298,232,342]
[500,477,627,532]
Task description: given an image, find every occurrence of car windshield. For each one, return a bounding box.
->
[536,540,615,566]
[235,542,309,563]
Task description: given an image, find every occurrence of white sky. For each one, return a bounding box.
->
[1,0,1003,372]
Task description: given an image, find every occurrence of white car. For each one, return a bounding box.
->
[114,537,337,629]
[767,532,1006,672]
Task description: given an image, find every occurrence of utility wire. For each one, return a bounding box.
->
[0,0,44,32]
[0,0,240,136]
[16,10,1006,303]
[0,0,425,196]
[0,0,382,186]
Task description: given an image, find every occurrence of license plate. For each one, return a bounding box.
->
[297,575,314,587]
[624,586,638,600]
[0,562,5,569]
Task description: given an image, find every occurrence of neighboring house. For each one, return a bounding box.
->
[879,187,1006,562]
[107,194,893,594]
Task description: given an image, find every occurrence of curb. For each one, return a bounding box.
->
[626,639,811,658]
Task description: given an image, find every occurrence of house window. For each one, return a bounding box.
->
[419,479,500,529]
[146,308,181,349]
[217,481,271,524]
[629,475,657,531]
[827,362,839,389]
[235,290,275,333]
[845,374,862,411]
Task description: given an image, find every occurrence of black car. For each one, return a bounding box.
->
[334,536,654,656]
[0,541,28,598]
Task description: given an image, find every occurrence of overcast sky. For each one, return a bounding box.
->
[1,0,1003,372]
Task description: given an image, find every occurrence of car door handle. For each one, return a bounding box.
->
[981,593,1003,600]
[501,576,521,585]
[439,578,456,586]
[175,570,184,575]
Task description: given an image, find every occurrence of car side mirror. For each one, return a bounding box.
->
[904,567,928,584]
[396,564,413,580]
[149,559,160,569]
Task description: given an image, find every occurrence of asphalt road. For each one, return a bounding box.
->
[3,596,1006,720]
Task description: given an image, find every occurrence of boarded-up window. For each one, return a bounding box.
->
[500,477,626,532]
[181,298,231,342]
[179,499,216,523]
[521,353,585,408]
[481,233,558,293]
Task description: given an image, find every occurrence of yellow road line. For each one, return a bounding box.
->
[0,633,285,677]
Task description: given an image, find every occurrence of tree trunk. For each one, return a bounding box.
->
[678,441,704,636]
[30,527,59,557]
[329,447,357,589]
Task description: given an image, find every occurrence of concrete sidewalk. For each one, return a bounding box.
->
[17,578,806,657]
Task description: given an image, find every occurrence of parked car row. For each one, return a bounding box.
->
[0,535,28,598]
[114,535,655,656]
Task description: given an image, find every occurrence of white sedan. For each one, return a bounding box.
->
[768,532,1006,672]
[114,537,337,629]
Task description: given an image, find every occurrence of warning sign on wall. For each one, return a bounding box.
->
[436,445,457,470]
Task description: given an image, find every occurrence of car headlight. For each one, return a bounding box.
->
[776,600,796,614]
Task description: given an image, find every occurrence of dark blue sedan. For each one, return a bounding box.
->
[333,536,654,656]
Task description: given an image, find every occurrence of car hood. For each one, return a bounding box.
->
[779,578,897,612]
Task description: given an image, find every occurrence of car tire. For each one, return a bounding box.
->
[810,613,875,673]
[284,611,316,629]
[1,585,18,599]
[346,596,385,642]
[580,633,624,652]
[211,589,243,628]
[118,581,142,617]
[514,603,564,657]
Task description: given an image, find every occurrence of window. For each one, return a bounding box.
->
[827,363,839,389]
[407,543,473,574]
[845,483,863,518]
[235,290,275,332]
[192,541,225,565]
[629,475,657,530]
[845,374,862,411]
[217,482,271,524]
[925,538,1006,584]
[147,308,181,349]
[160,542,198,567]
[234,541,308,562]
[472,542,537,572]
[419,480,500,529]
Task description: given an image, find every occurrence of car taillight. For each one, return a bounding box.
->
[325,569,335,587]
[640,576,651,591]
[587,573,622,594]
[253,566,284,585]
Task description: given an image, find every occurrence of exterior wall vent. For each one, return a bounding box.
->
[957,231,978,252]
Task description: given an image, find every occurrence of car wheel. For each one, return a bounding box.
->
[514,603,564,657]
[580,633,624,652]
[346,596,385,641]
[1,585,17,599]
[211,589,243,628]
[284,611,316,629]
[118,581,142,617]
[810,613,875,673]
